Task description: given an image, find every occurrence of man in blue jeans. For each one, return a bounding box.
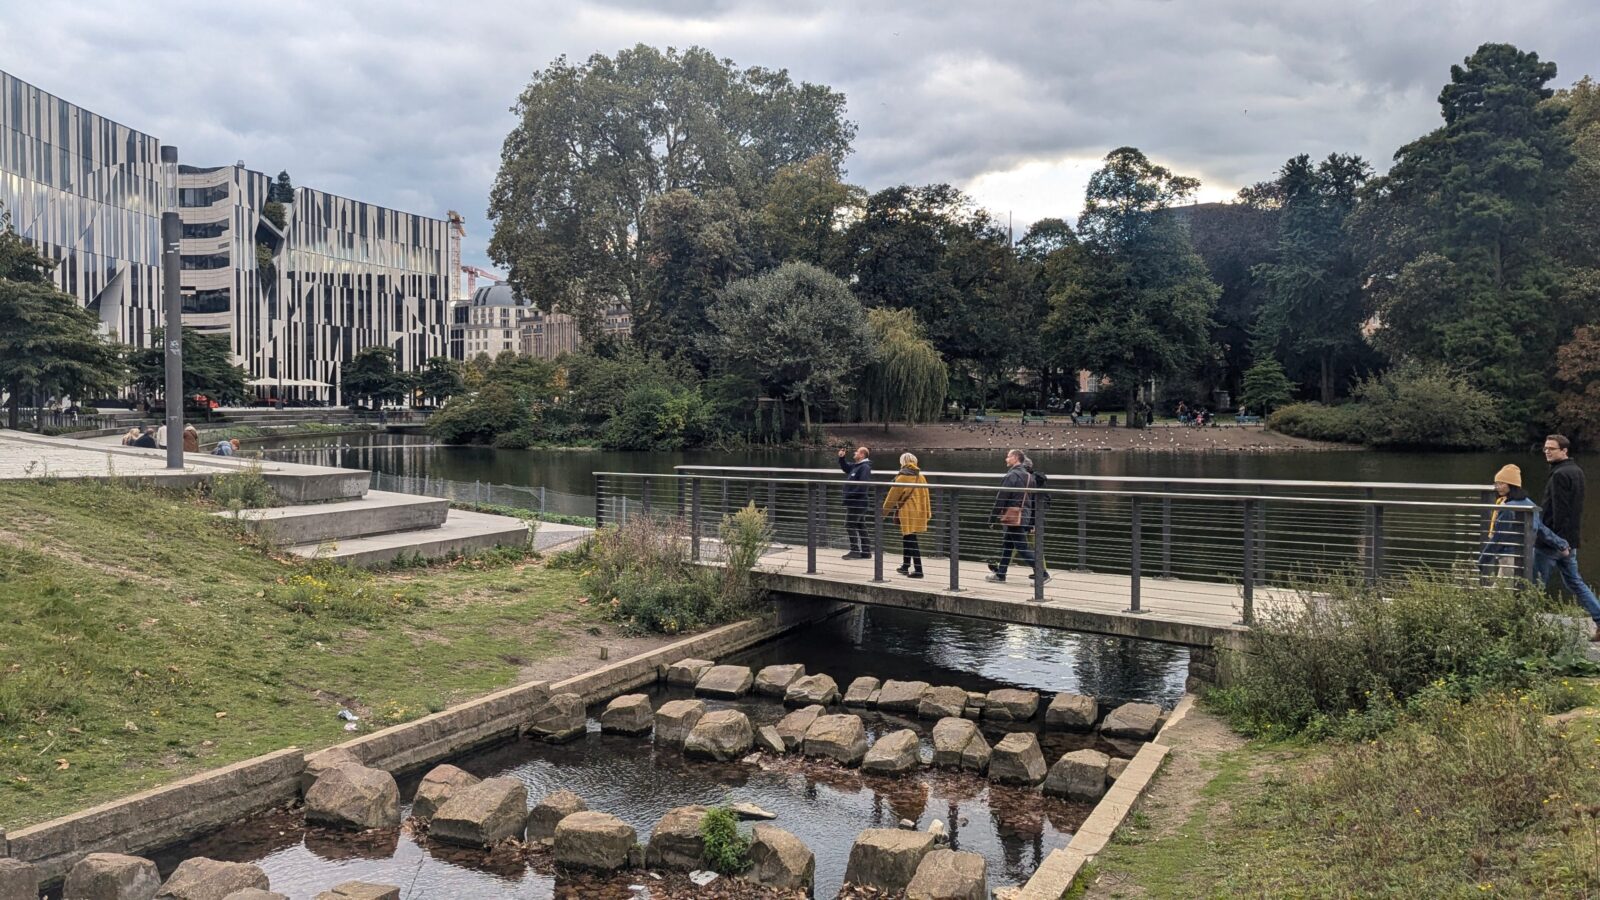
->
[1535,434,1600,641]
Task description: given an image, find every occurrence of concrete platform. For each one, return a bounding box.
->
[286,508,532,567]
[534,521,593,552]
[220,490,449,544]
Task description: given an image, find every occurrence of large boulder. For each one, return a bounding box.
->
[410,764,479,820]
[987,733,1047,786]
[843,676,881,706]
[1043,749,1110,802]
[599,694,654,735]
[304,764,401,829]
[802,714,869,766]
[683,709,754,761]
[63,853,160,900]
[774,704,824,751]
[754,663,806,697]
[429,776,529,847]
[644,805,708,870]
[783,673,840,707]
[917,686,969,720]
[155,858,269,900]
[862,728,922,775]
[755,724,787,754]
[930,717,981,769]
[653,699,706,748]
[876,680,931,713]
[745,824,815,893]
[311,885,399,900]
[300,746,362,796]
[553,811,640,871]
[1044,693,1099,731]
[666,658,715,686]
[844,828,936,892]
[1101,702,1163,740]
[960,731,993,774]
[525,692,586,743]
[906,849,988,900]
[525,790,587,842]
[982,689,1040,722]
[0,860,39,900]
[695,664,754,698]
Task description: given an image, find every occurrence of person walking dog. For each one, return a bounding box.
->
[882,452,931,578]
[839,446,873,559]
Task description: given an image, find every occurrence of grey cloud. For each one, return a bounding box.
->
[2,0,1596,265]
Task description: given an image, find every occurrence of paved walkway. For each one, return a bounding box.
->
[0,430,350,482]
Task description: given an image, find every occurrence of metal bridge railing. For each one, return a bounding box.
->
[595,471,1529,626]
[369,471,596,518]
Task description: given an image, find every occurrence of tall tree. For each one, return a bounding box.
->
[853,308,948,428]
[1047,147,1220,424]
[1548,76,1600,320]
[338,346,408,408]
[0,216,126,428]
[417,356,464,406]
[1354,43,1572,434]
[635,188,761,367]
[1019,218,1080,406]
[1178,198,1279,403]
[759,154,864,273]
[703,262,874,427]
[1253,153,1374,403]
[487,45,855,339]
[127,328,247,407]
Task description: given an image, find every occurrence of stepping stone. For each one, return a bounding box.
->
[1108,757,1130,781]
[1044,692,1099,731]
[755,724,787,754]
[305,764,400,830]
[156,857,269,899]
[960,731,993,774]
[876,680,931,713]
[695,664,754,698]
[654,699,706,747]
[666,658,715,686]
[599,694,654,735]
[783,673,839,707]
[906,848,988,900]
[430,776,529,847]
[982,688,1040,722]
[300,746,363,796]
[754,663,806,696]
[313,883,399,900]
[843,676,880,706]
[918,686,969,719]
[525,789,587,843]
[645,805,708,870]
[525,692,586,743]
[683,709,754,761]
[1100,702,1163,739]
[987,733,1047,786]
[554,811,640,871]
[410,764,479,820]
[0,860,39,900]
[221,891,286,900]
[747,824,815,893]
[802,714,869,766]
[930,717,981,769]
[862,728,922,775]
[775,704,824,751]
[730,802,777,820]
[844,828,936,892]
[63,853,159,900]
[1043,749,1110,802]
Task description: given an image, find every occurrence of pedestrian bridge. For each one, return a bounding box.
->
[593,467,1505,651]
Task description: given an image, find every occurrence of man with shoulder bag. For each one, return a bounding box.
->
[987,449,1050,586]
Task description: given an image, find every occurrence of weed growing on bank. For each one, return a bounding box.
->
[1209,572,1581,739]
[207,460,277,510]
[701,806,752,875]
[262,559,426,621]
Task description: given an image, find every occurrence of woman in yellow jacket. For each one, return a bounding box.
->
[882,452,932,578]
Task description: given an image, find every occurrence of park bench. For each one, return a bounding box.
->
[1235,414,1262,425]
[1022,411,1048,425]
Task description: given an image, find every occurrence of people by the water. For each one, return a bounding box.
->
[120,427,141,446]
[986,448,1050,587]
[1477,464,1565,580]
[838,445,873,559]
[881,452,930,578]
[182,425,199,453]
[1536,435,1600,640]
[213,439,234,456]
[132,426,158,449]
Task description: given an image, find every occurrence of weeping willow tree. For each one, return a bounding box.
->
[854,308,948,429]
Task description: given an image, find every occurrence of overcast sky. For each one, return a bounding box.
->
[4,1,1597,272]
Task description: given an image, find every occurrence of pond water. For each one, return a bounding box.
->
[150,607,1185,899]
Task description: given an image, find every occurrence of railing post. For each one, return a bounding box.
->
[690,477,703,562]
[1127,496,1142,613]
[806,482,818,574]
[767,481,777,517]
[1241,499,1255,624]
[1032,498,1045,602]
[1075,492,1089,572]
[1522,506,1538,582]
[1161,483,1172,579]
[642,476,652,518]
[1255,499,1267,584]
[721,480,730,520]
[539,486,546,513]
[594,474,606,529]
[1368,502,1384,585]
[948,487,961,592]
[873,483,886,583]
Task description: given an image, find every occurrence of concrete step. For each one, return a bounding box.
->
[262,466,370,503]
[285,508,532,568]
[221,490,449,544]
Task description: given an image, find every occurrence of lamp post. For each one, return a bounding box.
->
[160,145,184,469]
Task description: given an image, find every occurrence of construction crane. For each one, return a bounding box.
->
[461,265,503,297]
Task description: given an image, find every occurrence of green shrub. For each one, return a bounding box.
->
[1266,401,1366,443]
[700,806,750,875]
[1240,357,1296,415]
[601,384,712,450]
[209,462,277,510]
[1353,361,1508,449]
[1208,572,1574,740]
[717,502,772,611]
[263,560,424,621]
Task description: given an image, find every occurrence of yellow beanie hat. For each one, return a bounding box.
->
[1494,464,1522,487]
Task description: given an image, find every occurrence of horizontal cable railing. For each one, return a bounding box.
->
[596,471,1530,626]
[369,471,595,518]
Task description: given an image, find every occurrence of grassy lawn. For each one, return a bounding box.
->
[0,478,607,828]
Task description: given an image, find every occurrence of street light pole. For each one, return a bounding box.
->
[160,145,184,469]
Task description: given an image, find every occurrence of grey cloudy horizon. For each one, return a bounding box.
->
[3,0,1597,271]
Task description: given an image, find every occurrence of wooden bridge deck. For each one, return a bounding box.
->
[745,543,1273,650]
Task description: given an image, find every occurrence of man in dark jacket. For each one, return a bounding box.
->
[987,449,1051,586]
[132,426,158,449]
[839,446,873,559]
[1537,434,1600,640]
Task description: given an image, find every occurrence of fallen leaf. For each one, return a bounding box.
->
[14,775,28,783]
[214,711,228,719]
[55,758,69,771]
